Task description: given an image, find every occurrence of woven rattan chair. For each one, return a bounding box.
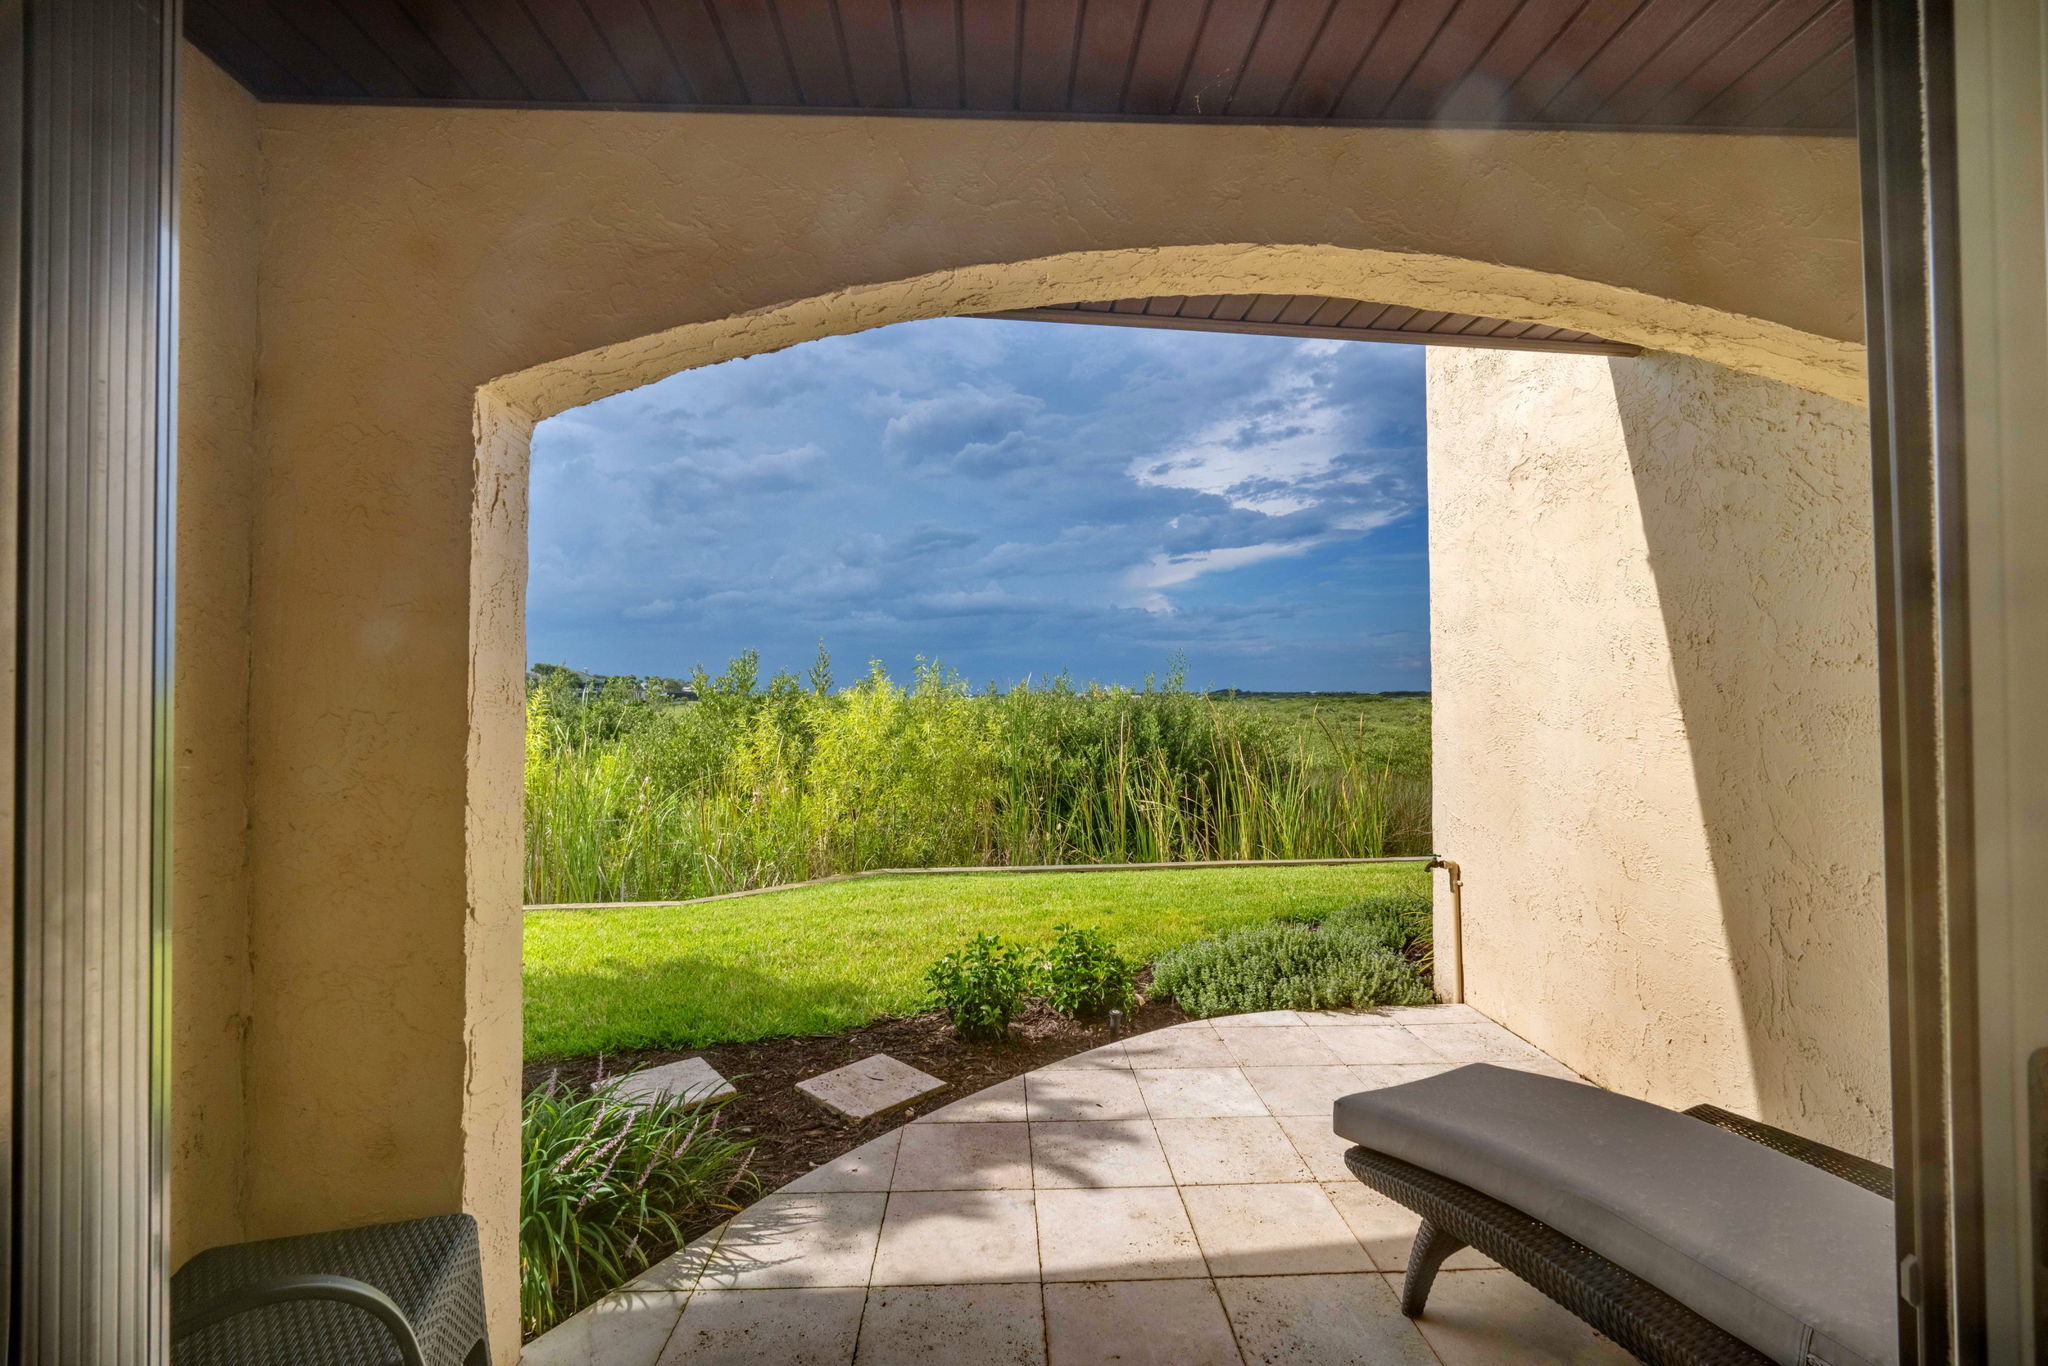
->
[171,1214,489,1366]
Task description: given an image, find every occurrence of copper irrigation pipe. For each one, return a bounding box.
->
[532,851,1472,1005]
[1427,857,1466,1004]
[526,854,1441,912]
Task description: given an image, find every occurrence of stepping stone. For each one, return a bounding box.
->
[797,1053,947,1122]
[602,1056,735,1110]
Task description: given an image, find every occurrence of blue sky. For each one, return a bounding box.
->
[527,316,1429,692]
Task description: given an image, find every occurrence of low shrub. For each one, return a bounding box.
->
[1326,884,1435,977]
[521,1078,755,1337]
[1151,919,1434,1018]
[1038,923,1137,1019]
[925,932,1035,1040]
[1282,885,1428,936]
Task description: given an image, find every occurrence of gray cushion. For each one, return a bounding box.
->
[1333,1064,1895,1366]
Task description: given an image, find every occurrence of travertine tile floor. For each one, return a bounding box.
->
[523,1004,1638,1365]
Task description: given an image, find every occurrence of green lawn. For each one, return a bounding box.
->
[523,862,1428,1058]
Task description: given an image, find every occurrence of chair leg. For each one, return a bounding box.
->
[1399,1220,1468,1318]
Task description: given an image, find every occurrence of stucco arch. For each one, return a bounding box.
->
[487,243,1865,424]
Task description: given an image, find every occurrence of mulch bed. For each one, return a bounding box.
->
[523,987,1191,1253]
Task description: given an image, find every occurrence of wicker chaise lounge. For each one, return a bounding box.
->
[1334,1064,1897,1366]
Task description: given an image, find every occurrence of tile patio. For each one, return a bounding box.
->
[523,1005,1636,1365]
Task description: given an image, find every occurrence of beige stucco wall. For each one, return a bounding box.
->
[1428,347,1888,1159]
[168,38,1870,1352]
[172,50,260,1265]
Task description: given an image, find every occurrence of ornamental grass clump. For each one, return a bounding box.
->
[1151,918,1435,1018]
[1038,923,1137,1019]
[925,932,1035,1041]
[521,1076,755,1337]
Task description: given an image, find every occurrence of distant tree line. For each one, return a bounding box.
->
[527,662,698,703]
[526,658,1430,707]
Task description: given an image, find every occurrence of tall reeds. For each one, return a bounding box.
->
[524,655,1430,905]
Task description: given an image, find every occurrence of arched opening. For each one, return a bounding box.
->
[476,245,1879,1343]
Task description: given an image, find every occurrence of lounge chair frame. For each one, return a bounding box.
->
[1343,1103,1894,1366]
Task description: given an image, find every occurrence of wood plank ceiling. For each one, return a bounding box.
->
[983,293,1642,354]
[188,0,1855,135]
[188,1,1849,355]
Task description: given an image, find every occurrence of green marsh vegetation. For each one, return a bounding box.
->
[523,648,1431,906]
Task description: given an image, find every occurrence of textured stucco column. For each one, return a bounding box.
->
[172,50,260,1265]
[163,43,1871,1354]
[1427,347,1887,1158]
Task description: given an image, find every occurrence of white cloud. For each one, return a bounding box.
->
[1125,348,1382,517]
[1121,541,1320,614]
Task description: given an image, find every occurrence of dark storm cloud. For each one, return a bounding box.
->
[527,317,1429,691]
